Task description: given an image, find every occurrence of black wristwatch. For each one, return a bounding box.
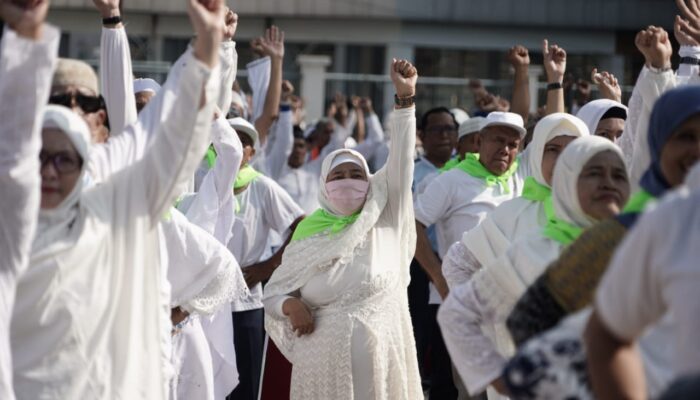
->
[546,82,563,91]
[680,56,700,65]
[102,16,123,26]
[394,94,415,108]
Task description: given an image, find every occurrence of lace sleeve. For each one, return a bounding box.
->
[437,280,508,395]
[442,241,482,290]
[182,260,251,315]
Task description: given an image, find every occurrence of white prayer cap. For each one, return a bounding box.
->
[329,153,364,171]
[52,58,98,95]
[482,111,527,138]
[551,135,625,228]
[42,105,92,162]
[228,117,258,145]
[133,78,161,95]
[451,108,470,125]
[458,117,485,140]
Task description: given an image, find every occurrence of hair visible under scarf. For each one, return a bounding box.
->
[640,85,700,197]
[576,99,628,136]
[600,106,627,121]
[551,136,625,228]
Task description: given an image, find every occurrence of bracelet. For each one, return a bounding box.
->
[394,94,415,108]
[102,16,122,26]
[546,82,563,91]
[680,56,700,65]
[647,64,672,74]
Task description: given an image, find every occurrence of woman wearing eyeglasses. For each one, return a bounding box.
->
[9,1,226,398]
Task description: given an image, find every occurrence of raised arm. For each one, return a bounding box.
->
[94,0,137,134]
[183,116,242,243]
[128,0,224,222]
[0,1,57,397]
[592,68,622,103]
[217,8,238,113]
[542,39,566,115]
[351,99,385,162]
[508,45,531,123]
[252,26,285,146]
[264,106,294,180]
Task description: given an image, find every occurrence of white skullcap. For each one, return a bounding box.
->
[52,58,98,95]
[228,117,259,145]
[451,108,470,125]
[458,117,485,140]
[133,78,161,95]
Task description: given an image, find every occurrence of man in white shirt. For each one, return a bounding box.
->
[227,118,304,400]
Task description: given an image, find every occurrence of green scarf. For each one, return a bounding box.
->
[622,189,655,213]
[291,208,360,241]
[439,156,461,172]
[205,145,217,169]
[542,217,583,246]
[454,153,519,194]
[521,176,556,222]
[234,165,262,190]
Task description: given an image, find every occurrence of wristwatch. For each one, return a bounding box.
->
[102,16,123,26]
[546,82,563,91]
[680,56,700,65]
[394,94,415,108]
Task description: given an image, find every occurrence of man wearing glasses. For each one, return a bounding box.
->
[49,58,110,143]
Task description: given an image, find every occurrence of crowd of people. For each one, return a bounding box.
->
[1,0,700,399]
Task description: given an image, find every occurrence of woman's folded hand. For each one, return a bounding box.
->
[283,297,315,337]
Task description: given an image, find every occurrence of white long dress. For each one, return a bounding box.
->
[0,24,60,400]
[263,107,422,400]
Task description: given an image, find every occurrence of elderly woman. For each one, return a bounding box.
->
[9,2,224,398]
[261,59,422,399]
[438,136,630,398]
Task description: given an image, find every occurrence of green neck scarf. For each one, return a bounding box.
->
[542,216,583,246]
[291,208,360,241]
[622,189,655,213]
[234,165,262,190]
[454,153,519,194]
[522,176,556,222]
[439,156,461,172]
[205,145,217,169]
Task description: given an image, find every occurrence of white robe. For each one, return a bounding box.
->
[0,25,59,400]
[11,55,220,399]
[263,107,422,400]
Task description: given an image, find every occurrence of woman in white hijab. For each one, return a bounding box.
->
[438,136,630,399]
[261,59,422,399]
[10,13,220,396]
[442,113,589,289]
[576,99,628,142]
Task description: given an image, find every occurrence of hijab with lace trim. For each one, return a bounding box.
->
[462,113,589,268]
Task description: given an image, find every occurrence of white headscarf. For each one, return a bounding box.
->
[527,113,590,186]
[551,135,625,228]
[318,148,372,216]
[35,105,92,244]
[576,99,627,137]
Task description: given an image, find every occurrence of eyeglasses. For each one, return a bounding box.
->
[424,125,458,136]
[49,93,105,114]
[39,151,83,174]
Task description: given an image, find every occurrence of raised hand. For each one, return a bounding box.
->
[91,0,119,18]
[507,45,530,68]
[390,58,418,99]
[359,97,373,114]
[252,25,285,60]
[0,0,50,40]
[223,6,238,41]
[591,68,622,103]
[635,26,673,70]
[188,0,225,68]
[542,39,567,83]
[675,15,700,46]
[281,79,294,102]
[676,0,700,30]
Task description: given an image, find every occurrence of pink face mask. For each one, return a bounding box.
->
[325,179,370,216]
